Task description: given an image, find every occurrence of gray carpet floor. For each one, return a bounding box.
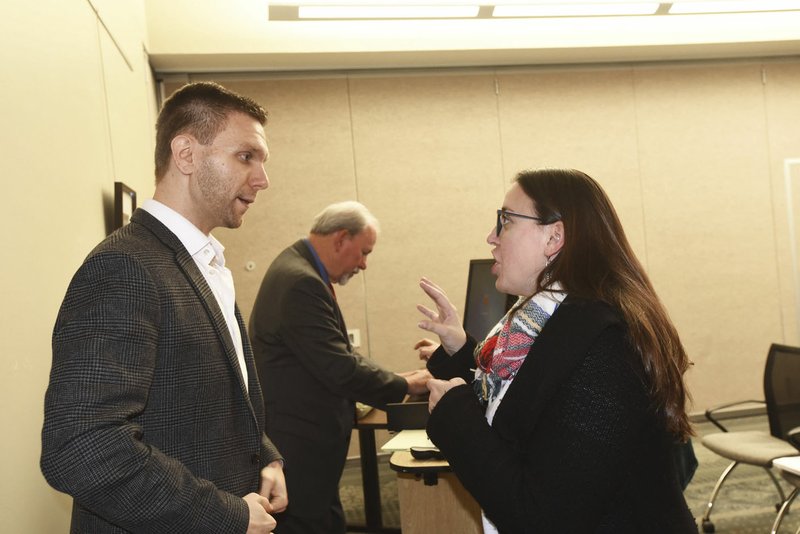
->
[340,414,800,532]
[341,453,400,531]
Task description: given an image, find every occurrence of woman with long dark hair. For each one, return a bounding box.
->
[417,168,696,533]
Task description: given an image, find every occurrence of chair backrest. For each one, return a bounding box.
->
[764,343,800,440]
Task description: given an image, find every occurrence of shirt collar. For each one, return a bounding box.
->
[303,238,330,286]
[140,199,225,265]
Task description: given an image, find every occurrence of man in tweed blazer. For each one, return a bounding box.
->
[41,82,285,534]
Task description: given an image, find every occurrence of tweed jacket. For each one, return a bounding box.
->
[41,209,282,533]
[426,297,697,533]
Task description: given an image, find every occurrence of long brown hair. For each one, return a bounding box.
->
[516,168,693,440]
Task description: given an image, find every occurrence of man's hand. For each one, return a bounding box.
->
[244,493,276,534]
[413,338,440,362]
[259,460,288,514]
[397,368,433,396]
[427,377,467,412]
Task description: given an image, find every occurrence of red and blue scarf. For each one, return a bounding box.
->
[473,289,563,404]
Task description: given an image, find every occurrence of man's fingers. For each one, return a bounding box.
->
[270,495,288,513]
[413,338,434,350]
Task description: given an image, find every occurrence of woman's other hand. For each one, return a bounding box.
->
[427,377,467,412]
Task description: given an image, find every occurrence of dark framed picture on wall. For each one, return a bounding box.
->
[114,182,137,230]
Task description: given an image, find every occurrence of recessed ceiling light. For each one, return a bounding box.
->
[298,4,481,19]
[493,2,660,17]
[669,0,800,14]
[269,0,800,21]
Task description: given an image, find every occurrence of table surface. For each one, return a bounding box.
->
[355,405,388,428]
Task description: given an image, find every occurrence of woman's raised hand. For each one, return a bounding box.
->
[416,277,467,355]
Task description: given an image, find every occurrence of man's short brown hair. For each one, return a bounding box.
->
[154,82,267,181]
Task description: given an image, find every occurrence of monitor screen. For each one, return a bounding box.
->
[462,259,516,341]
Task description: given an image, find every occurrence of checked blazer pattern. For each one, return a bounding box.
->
[41,209,282,534]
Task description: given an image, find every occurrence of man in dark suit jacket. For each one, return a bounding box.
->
[249,201,431,534]
[41,82,286,534]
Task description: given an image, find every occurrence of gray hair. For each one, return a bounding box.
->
[310,201,380,236]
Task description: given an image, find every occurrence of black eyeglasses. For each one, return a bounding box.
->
[496,209,548,237]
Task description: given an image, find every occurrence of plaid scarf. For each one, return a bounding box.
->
[473,289,564,405]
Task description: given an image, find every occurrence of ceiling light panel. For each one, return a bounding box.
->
[493,2,660,17]
[669,0,800,14]
[298,4,481,18]
[269,0,800,21]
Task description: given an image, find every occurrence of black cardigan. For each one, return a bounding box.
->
[426,297,697,533]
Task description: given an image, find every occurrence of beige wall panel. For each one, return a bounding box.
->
[100,30,157,198]
[0,0,150,531]
[88,0,146,71]
[496,68,646,258]
[2,4,109,531]
[347,73,504,372]
[634,63,779,410]
[763,62,800,345]
[203,78,368,340]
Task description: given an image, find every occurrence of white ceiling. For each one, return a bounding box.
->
[143,0,800,73]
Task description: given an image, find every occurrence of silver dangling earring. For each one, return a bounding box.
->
[544,255,552,285]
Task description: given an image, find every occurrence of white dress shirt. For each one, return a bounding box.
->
[140,199,248,391]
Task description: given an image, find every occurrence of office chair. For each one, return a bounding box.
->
[771,427,800,534]
[700,343,800,533]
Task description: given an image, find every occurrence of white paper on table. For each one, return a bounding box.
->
[380,429,436,451]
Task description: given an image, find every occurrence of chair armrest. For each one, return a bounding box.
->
[787,427,800,450]
[704,399,765,432]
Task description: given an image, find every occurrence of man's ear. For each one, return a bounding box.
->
[545,221,565,256]
[170,134,195,176]
[332,229,350,252]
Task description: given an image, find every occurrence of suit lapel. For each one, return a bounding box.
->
[237,303,263,422]
[294,240,352,351]
[131,209,254,405]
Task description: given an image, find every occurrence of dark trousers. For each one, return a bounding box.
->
[272,431,350,534]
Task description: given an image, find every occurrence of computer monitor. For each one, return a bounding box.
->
[462,259,516,340]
